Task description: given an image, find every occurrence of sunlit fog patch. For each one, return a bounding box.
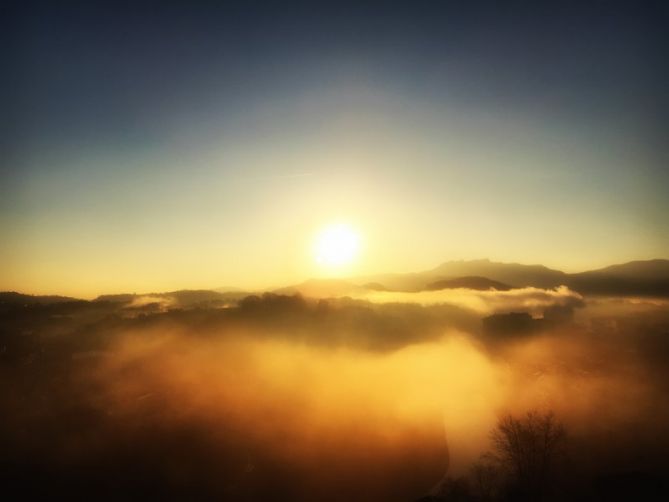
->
[3,294,669,500]
[95,329,503,427]
[356,285,583,316]
[126,295,175,310]
[87,328,509,477]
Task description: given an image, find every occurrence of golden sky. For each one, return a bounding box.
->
[3,4,667,298]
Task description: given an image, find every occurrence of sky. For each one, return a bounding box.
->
[2,0,668,297]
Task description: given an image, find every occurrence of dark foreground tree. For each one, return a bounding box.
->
[490,410,566,501]
[470,453,500,501]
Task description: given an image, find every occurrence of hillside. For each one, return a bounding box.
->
[274,279,366,298]
[0,292,82,306]
[356,259,567,291]
[568,259,669,296]
[425,276,513,291]
[356,259,669,296]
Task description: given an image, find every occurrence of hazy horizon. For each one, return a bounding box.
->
[3,255,669,299]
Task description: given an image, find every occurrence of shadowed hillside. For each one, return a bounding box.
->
[425,276,513,292]
[358,259,669,297]
[568,260,669,296]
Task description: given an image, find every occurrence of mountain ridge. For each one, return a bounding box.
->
[353,258,669,296]
[2,259,668,302]
[425,276,513,292]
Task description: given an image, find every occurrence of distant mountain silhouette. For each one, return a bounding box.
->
[0,291,81,305]
[568,259,669,296]
[95,293,137,303]
[425,276,513,291]
[358,259,566,291]
[274,279,367,298]
[362,282,390,291]
[213,285,245,293]
[356,259,669,296]
[582,259,669,280]
[0,292,87,315]
[428,259,567,289]
[4,259,669,306]
[95,290,248,309]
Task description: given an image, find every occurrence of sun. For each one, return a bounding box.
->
[313,223,361,268]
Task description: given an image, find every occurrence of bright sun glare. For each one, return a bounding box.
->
[314,223,360,268]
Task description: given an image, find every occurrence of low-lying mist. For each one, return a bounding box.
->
[356,285,585,317]
[1,289,669,500]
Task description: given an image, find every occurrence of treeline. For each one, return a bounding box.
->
[420,410,667,502]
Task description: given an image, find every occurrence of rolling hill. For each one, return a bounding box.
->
[3,259,669,305]
[355,259,669,296]
[425,276,513,291]
[568,259,669,296]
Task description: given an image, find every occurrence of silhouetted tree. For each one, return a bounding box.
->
[490,410,566,501]
[470,453,499,501]
[437,476,473,501]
